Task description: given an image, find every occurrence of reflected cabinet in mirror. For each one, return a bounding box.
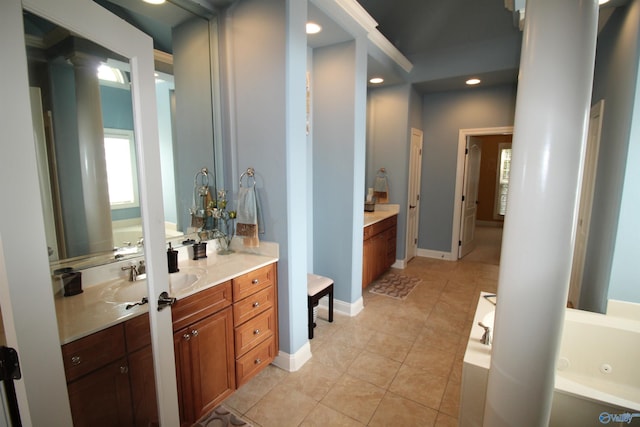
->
[25,0,221,271]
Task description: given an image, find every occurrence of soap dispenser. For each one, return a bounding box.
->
[167,243,179,273]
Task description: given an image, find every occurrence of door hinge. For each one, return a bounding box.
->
[462,195,465,202]
[414,238,417,244]
[417,194,420,201]
[0,346,21,381]
[465,148,469,155]
[459,240,462,247]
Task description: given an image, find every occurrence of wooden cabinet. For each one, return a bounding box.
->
[232,263,278,387]
[62,261,278,427]
[362,215,397,288]
[62,321,155,427]
[172,281,235,425]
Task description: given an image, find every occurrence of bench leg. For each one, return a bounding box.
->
[308,296,314,339]
[328,286,334,323]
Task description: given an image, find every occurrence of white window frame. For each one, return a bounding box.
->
[103,128,139,209]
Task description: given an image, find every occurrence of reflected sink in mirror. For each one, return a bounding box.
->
[101,267,206,303]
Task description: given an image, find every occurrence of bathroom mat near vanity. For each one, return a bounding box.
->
[195,405,253,427]
[369,273,421,300]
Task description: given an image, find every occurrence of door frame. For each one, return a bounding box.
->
[405,128,423,263]
[452,126,513,260]
[0,0,179,424]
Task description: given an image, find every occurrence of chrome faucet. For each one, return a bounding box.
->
[478,322,492,346]
[121,264,138,282]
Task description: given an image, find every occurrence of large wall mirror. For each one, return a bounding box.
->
[25,0,223,271]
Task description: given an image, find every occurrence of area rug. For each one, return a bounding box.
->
[368,272,421,300]
[194,405,253,427]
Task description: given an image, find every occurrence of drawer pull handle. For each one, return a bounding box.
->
[184,333,191,341]
[71,356,81,366]
[253,302,260,308]
[254,358,262,365]
[120,366,129,374]
[252,279,259,284]
[253,329,260,335]
[192,329,199,337]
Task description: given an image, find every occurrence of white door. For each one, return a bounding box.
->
[1,0,180,424]
[568,100,604,308]
[406,128,423,262]
[459,137,482,258]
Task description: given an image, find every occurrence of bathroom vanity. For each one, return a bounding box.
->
[362,207,398,288]
[56,248,278,426]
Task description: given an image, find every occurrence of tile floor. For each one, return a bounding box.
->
[222,227,502,427]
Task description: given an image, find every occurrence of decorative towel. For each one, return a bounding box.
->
[374,175,389,203]
[236,185,259,247]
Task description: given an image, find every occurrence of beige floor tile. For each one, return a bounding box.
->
[320,374,385,424]
[435,411,459,426]
[347,350,401,389]
[331,323,376,349]
[413,324,462,354]
[224,365,288,414]
[439,379,461,418]
[278,359,342,401]
[244,382,317,427]
[311,340,362,373]
[365,331,413,362]
[389,364,447,410]
[299,403,365,427]
[368,392,438,427]
[404,346,456,378]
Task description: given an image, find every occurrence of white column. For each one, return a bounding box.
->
[71,53,114,253]
[484,1,598,426]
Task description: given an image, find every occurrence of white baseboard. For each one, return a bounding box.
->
[272,341,312,372]
[318,296,364,317]
[392,259,406,269]
[417,248,457,261]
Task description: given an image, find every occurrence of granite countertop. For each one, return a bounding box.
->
[55,241,278,344]
[363,204,400,228]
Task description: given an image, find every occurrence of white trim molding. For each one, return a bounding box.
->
[417,248,457,261]
[272,341,312,372]
[319,296,364,317]
[452,126,514,260]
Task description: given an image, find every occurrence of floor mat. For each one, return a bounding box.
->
[368,272,421,300]
[195,405,253,427]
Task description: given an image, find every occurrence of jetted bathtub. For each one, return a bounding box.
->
[460,293,640,427]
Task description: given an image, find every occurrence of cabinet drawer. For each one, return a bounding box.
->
[234,309,276,357]
[363,215,397,240]
[172,281,232,332]
[62,324,126,383]
[233,286,274,326]
[235,337,276,388]
[232,264,276,302]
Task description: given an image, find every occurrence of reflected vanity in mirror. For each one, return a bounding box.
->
[25,0,221,272]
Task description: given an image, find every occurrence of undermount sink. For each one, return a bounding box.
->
[101,267,206,303]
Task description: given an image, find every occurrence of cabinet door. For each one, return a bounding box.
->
[67,358,133,427]
[175,307,235,424]
[128,345,158,426]
[363,236,375,288]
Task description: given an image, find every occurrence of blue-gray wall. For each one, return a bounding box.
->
[581,0,640,311]
[420,84,517,252]
[366,83,422,261]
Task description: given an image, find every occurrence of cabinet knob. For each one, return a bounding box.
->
[254,358,262,365]
[253,329,260,335]
[71,356,81,366]
[192,329,199,337]
[183,333,191,341]
[120,366,129,374]
[251,279,259,284]
[253,301,260,308]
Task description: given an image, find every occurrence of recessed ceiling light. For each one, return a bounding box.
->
[142,0,165,4]
[306,22,322,34]
[466,78,481,85]
[599,0,610,4]
[369,77,384,84]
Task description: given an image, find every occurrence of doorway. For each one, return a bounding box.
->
[453,127,513,263]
